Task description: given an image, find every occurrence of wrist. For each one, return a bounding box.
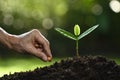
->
[1,31,19,50]
[0,27,22,52]
[7,34,19,49]
[0,28,12,48]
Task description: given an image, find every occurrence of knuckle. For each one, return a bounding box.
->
[31,29,41,37]
[46,40,50,45]
[32,29,40,34]
[45,39,50,46]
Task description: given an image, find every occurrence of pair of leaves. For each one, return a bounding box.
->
[55,24,99,40]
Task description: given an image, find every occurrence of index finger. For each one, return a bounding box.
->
[36,34,52,60]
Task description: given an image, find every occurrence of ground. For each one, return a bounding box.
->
[0,56,120,80]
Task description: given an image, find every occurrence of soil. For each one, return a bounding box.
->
[0,56,120,80]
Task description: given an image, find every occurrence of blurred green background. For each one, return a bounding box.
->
[0,0,120,77]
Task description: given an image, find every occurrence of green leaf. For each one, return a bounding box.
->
[78,24,99,40]
[55,28,77,40]
[74,24,80,36]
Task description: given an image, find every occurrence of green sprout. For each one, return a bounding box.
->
[55,24,99,57]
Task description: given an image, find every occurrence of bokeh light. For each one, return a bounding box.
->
[42,18,54,30]
[92,4,103,15]
[109,0,120,13]
[3,14,14,26]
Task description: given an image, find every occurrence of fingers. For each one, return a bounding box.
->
[17,29,52,61]
[34,40,52,61]
[31,29,52,61]
[36,34,52,61]
[43,43,52,61]
[29,46,48,61]
[40,40,52,61]
[35,51,48,61]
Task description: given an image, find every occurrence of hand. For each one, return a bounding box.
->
[10,29,52,61]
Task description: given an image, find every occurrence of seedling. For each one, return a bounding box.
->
[55,24,99,57]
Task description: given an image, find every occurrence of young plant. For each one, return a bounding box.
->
[55,24,99,57]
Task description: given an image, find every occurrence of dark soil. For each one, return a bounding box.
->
[0,56,120,80]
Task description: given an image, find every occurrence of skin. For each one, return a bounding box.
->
[0,27,52,61]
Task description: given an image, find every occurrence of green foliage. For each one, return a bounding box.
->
[78,25,99,40]
[55,24,99,56]
[55,28,77,40]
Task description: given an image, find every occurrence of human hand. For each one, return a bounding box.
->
[10,29,52,61]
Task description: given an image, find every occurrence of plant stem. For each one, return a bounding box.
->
[76,39,79,57]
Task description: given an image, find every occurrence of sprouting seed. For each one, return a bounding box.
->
[55,24,99,57]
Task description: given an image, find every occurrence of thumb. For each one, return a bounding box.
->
[28,47,48,61]
[35,52,48,61]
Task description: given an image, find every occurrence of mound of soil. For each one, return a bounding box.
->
[0,56,120,80]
